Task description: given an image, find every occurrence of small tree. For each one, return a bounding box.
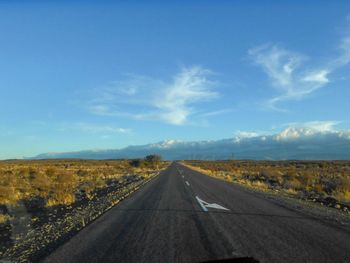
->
[129,159,143,168]
[144,155,162,169]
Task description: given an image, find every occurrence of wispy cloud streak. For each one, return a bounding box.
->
[249,20,350,110]
[61,123,131,135]
[249,44,330,109]
[89,66,221,125]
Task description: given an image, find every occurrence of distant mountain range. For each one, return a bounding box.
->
[31,127,350,160]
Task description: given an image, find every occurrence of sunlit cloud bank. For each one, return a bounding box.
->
[234,121,349,142]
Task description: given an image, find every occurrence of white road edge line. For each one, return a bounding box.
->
[195,196,229,212]
[185,181,190,186]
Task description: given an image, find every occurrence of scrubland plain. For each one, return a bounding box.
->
[183,160,350,210]
[0,157,168,261]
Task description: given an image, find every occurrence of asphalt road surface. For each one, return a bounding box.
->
[44,162,350,263]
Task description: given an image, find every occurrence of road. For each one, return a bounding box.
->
[44,162,350,263]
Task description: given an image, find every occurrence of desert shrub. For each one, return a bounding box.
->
[76,169,88,177]
[30,172,51,197]
[284,177,303,191]
[46,171,78,206]
[247,180,269,189]
[334,177,350,201]
[88,173,106,189]
[56,172,77,189]
[0,171,20,204]
[312,181,324,194]
[337,177,350,192]
[0,213,11,224]
[0,185,18,205]
[335,191,350,202]
[47,192,75,206]
[129,159,144,168]
[322,179,338,195]
[27,167,37,179]
[45,167,56,177]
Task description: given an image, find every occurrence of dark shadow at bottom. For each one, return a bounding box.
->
[200,257,259,263]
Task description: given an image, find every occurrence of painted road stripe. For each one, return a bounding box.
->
[196,196,208,212]
[185,181,190,186]
[195,196,229,212]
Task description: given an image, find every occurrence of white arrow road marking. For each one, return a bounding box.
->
[185,181,190,186]
[195,196,229,212]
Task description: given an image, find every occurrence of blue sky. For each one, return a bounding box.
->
[1,1,350,159]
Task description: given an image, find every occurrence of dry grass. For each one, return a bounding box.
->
[0,214,11,224]
[335,190,350,202]
[0,159,169,208]
[184,160,350,203]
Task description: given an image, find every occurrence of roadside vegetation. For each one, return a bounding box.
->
[183,160,350,211]
[0,156,168,261]
[0,156,165,207]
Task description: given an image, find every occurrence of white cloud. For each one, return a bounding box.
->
[297,121,339,132]
[336,35,350,66]
[234,130,260,138]
[89,66,220,125]
[154,66,218,124]
[88,105,114,116]
[61,123,131,135]
[249,15,350,111]
[198,108,233,117]
[233,130,260,143]
[301,70,329,84]
[249,44,305,88]
[231,121,348,142]
[249,44,330,109]
[275,121,340,141]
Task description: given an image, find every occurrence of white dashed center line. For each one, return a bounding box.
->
[185,181,190,186]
